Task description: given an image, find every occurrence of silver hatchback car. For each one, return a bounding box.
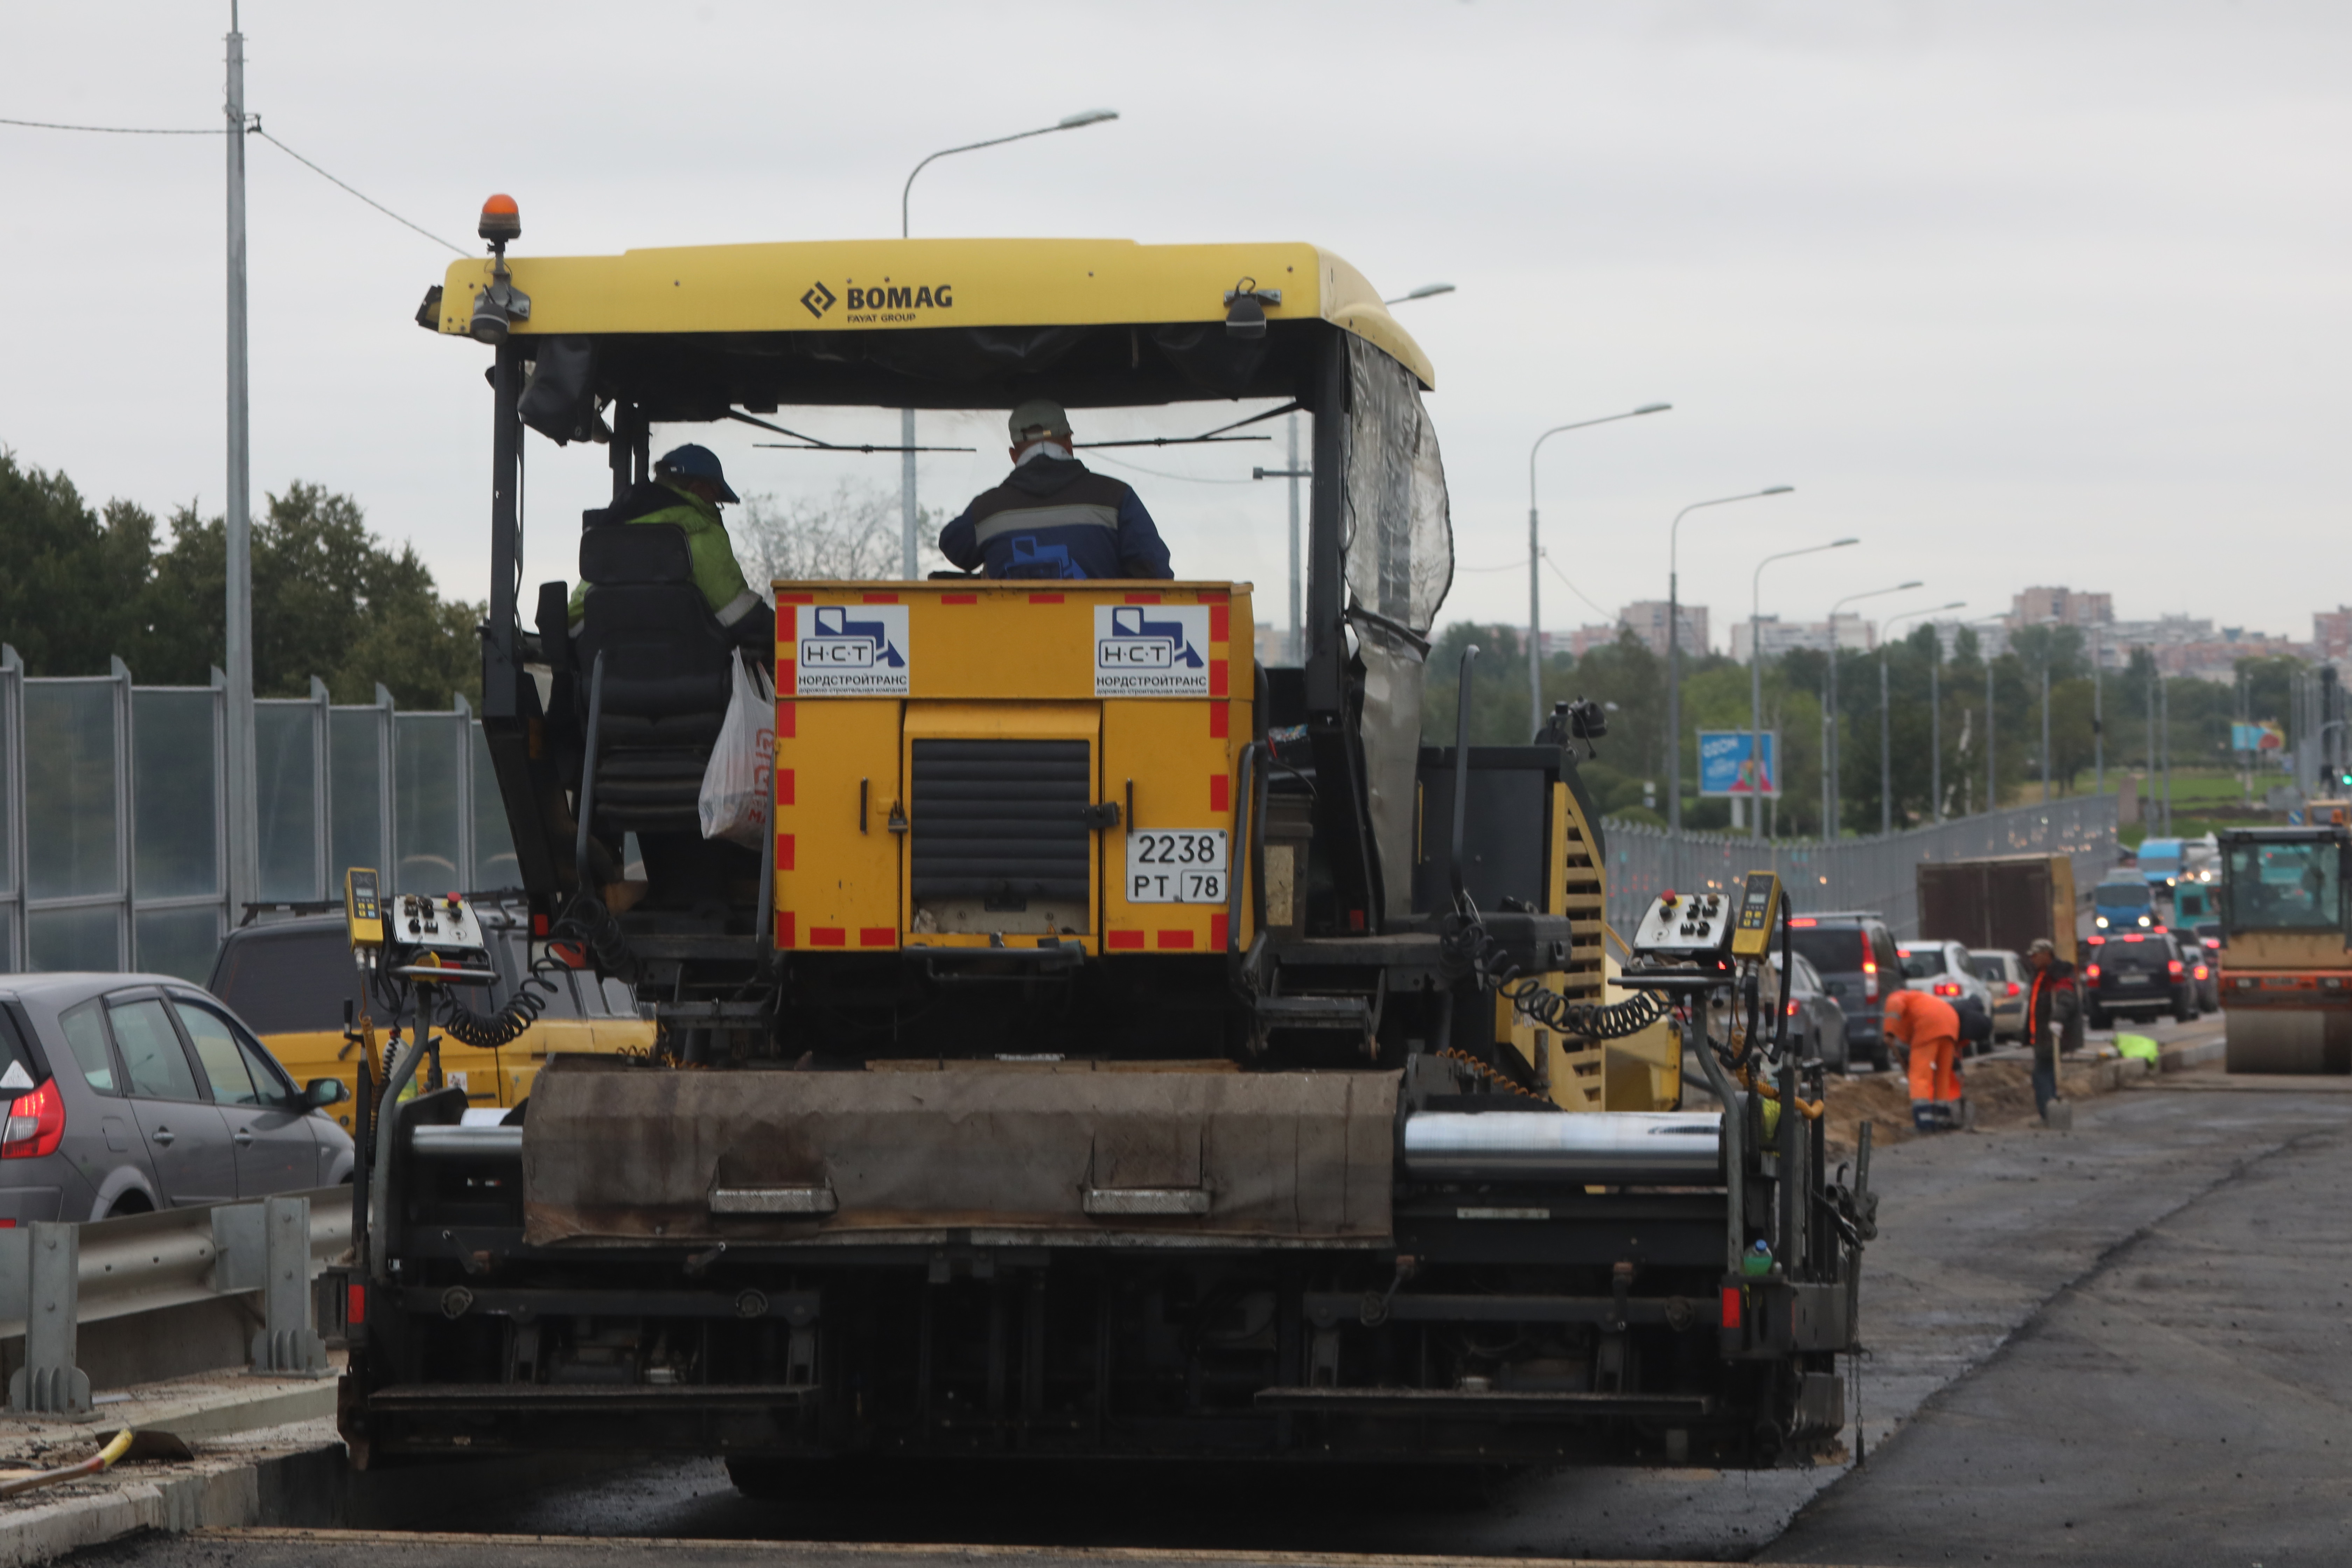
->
[1,973,354,1223]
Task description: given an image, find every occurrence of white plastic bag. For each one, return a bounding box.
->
[699,654,776,849]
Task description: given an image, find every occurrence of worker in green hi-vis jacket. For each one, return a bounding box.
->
[568,444,770,649]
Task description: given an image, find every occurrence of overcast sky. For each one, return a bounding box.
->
[3,1,2344,655]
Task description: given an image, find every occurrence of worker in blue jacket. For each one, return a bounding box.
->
[938,399,1173,581]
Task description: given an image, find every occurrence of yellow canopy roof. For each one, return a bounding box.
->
[431,237,1432,391]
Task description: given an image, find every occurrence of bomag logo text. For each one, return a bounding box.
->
[846,284,952,311]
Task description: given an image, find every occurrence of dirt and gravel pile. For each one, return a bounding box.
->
[1818,1053,2135,1158]
[1688,1050,2141,1160]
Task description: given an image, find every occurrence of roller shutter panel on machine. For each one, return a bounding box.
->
[910,739,1090,906]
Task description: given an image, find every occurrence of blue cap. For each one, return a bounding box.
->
[654,443,739,504]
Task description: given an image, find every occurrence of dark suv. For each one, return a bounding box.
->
[1787,912,1903,1070]
[2085,931,2198,1028]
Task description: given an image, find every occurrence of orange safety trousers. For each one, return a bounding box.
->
[1907,1034,1961,1104]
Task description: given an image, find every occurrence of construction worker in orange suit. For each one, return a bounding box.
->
[1883,986,1964,1131]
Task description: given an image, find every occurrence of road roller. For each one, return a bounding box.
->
[2217,825,2352,1073]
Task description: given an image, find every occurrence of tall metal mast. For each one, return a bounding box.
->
[223,1,258,918]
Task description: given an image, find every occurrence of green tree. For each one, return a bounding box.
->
[0,452,160,676]
[2046,677,2098,791]
[1421,625,1680,822]
[1840,624,1983,830]
[2007,623,2087,684]
[136,482,483,707]
[1544,629,1666,791]
[1423,622,1535,748]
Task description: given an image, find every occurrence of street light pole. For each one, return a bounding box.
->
[1749,539,1858,842]
[898,109,1119,575]
[1875,603,1956,835]
[2092,622,2105,795]
[2043,655,2054,803]
[1666,486,1795,833]
[1975,617,2007,816]
[1820,581,1922,839]
[2161,670,2172,835]
[223,1,258,923]
[1251,428,1311,664]
[2025,614,2070,806]
[1912,601,1966,820]
[1525,404,1671,732]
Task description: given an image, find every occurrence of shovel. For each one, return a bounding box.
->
[0,1428,193,1501]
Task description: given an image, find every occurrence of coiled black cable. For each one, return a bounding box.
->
[1440,904,1670,1042]
[1504,972,1671,1040]
[435,965,555,1049]
[432,894,637,1049]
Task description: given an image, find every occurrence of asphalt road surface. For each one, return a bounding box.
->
[71,1058,2352,1567]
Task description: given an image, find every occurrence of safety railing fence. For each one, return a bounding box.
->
[2,1188,347,1412]
[0,645,516,982]
[1602,794,2122,939]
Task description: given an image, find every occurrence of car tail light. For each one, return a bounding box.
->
[2,1079,65,1160]
[2006,981,2022,997]
[1790,917,1818,927]
[2168,959,2184,978]
[1933,981,1962,997]
[2086,964,2102,981]
[1862,957,1878,1001]
[1787,1000,1801,1017]
[2194,965,2210,980]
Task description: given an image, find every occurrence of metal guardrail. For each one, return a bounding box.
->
[1,1186,346,1415]
[1602,794,2122,939]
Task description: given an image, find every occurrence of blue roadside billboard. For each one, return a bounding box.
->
[1698,729,1778,798]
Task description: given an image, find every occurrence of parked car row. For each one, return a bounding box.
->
[1771,906,2162,1077]
[1786,913,1900,1071]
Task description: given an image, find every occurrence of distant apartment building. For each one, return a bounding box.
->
[1616,600,1708,659]
[2077,614,2312,680]
[1729,613,1878,662]
[2162,632,2312,682]
[2102,615,2213,671]
[1934,620,2010,661]
[2316,607,2352,663]
[1558,624,1624,658]
[2009,586,2114,629]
